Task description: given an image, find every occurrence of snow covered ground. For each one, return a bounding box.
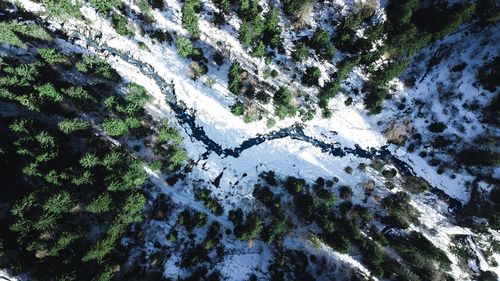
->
[9,0,500,279]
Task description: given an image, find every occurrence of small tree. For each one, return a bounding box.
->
[228,61,241,95]
[251,40,266,58]
[301,66,321,86]
[264,7,282,48]
[293,42,309,61]
[239,21,252,46]
[182,0,200,38]
[176,37,201,58]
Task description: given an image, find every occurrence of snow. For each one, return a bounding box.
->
[8,0,500,279]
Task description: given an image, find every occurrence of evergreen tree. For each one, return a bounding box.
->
[182,0,201,38]
[293,42,309,61]
[239,21,252,46]
[228,61,241,95]
[251,40,266,58]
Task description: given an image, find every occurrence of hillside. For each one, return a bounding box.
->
[0,0,499,280]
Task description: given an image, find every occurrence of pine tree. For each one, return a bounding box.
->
[265,7,282,48]
[293,42,309,61]
[251,40,266,58]
[239,21,252,46]
[182,0,200,38]
[228,61,241,95]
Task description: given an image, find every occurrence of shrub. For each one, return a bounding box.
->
[428,122,447,133]
[264,7,282,48]
[274,87,297,119]
[234,212,263,240]
[231,102,245,116]
[0,20,52,48]
[41,0,82,19]
[90,0,123,15]
[339,186,353,200]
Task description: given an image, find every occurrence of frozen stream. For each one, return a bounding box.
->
[74,34,463,211]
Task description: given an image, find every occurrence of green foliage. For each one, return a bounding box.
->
[41,0,82,19]
[89,0,123,15]
[111,13,135,36]
[282,0,313,17]
[311,28,330,50]
[274,87,297,119]
[0,20,52,48]
[392,231,452,273]
[182,0,201,38]
[382,191,420,228]
[0,36,148,281]
[135,0,154,22]
[38,48,69,65]
[250,40,266,58]
[80,153,100,168]
[76,54,120,81]
[228,61,242,95]
[194,189,224,215]
[301,66,321,87]
[58,118,89,134]
[101,118,129,136]
[62,86,95,102]
[403,176,431,193]
[43,191,74,214]
[86,193,113,213]
[476,0,500,26]
[213,0,231,14]
[231,101,245,116]
[234,211,263,240]
[168,147,188,170]
[413,3,475,40]
[176,37,200,58]
[239,21,252,46]
[157,127,183,145]
[264,7,282,48]
[293,42,309,61]
[125,83,152,106]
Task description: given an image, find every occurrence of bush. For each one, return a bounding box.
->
[231,101,245,116]
[0,20,52,48]
[264,7,282,48]
[428,122,447,133]
[294,194,315,221]
[339,186,353,200]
